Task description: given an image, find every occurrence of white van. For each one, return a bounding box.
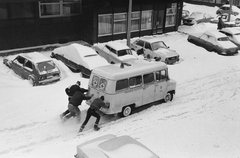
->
[87,60,176,117]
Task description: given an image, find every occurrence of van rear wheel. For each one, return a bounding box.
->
[121,106,132,117]
[164,92,173,102]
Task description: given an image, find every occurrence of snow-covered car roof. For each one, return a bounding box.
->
[53,43,109,70]
[20,52,53,64]
[77,134,159,158]
[106,41,131,51]
[137,36,164,44]
[204,30,227,38]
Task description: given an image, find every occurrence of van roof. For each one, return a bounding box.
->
[92,60,167,80]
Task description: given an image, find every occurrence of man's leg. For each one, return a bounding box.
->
[62,104,77,123]
[92,110,101,131]
[79,108,93,132]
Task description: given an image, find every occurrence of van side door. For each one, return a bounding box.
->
[142,72,155,105]
[155,70,168,101]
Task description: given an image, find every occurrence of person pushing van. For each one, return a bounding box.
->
[78,96,108,133]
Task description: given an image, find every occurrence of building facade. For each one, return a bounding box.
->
[184,0,240,7]
[0,0,183,51]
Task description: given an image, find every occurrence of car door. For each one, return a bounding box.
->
[142,72,155,105]
[154,70,168,101]
[11,56,26,78]
[143,42,154,58]
[22,60,34,80]
[199,34,211,50]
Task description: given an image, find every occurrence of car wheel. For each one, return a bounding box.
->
[164,92,173,103]
[121,106,132,117]
[28,77,37,86]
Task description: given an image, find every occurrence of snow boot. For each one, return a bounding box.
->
[94,124,100,131]
[78,125,85,133]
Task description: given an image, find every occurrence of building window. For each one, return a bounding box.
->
[141,10,152,30]
[165,3,177,27]
[10,3,34,19]
[114,13,127,34]
[98,14,112,36]
[0,3,8,20]
[39,0,80,18]
[131,12,140,31]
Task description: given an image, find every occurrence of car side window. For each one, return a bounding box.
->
[106,45,117,55]
[156,70,167,82]
[24,60,33,71]
[136,40,144,47]
[143,73,154,84]
[116,79,129,91]
[14,56,25,66]
[145,42,152,50]
[129,75,142,88]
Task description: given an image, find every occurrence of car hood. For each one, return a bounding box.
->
[218,41,238,49]
[118,54,138,62]
[234,36,240,44]
[154,48,179,57]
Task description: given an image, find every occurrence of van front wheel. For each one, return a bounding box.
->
[164,92,173,102]
[121,106,132,117]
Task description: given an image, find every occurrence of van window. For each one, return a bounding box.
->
[116,79,129,91]
[99,78,107,91]
[92,75,100,88]
[156,70,167,81]
[129,75,142,88]
[143,73,154,84]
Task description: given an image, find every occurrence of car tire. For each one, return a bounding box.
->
[28,77,37,86]
[120,106,132,117]
[164,92,173,103]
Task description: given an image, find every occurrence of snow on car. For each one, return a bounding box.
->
[219,27,240,47]
[187,29,239,55]
[75,134,159,158]
[51,43,109,78]
[93,41,138,64]
[3,52,61,86]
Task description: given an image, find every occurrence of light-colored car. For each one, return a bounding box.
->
[220,27,240,47]
[182,11,213,25]
[187,30,239,55]
[130,37,180,64]
[93,41,138,64]
[75,134,160,158]
[216,4,240,16]
[3,52,61,86]
[51,43,109,78]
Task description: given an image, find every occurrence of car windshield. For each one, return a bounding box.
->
[37,60,56,73]
[117,49,132,56]
[151,41,167,50]
[217,37,229,41]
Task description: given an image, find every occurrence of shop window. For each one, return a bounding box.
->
[39,0,80,18]
[10,3,34,19]
[98,14,112,36]
[114,13,127,34]
[0,3,8,20]
[165,3,177,27]
[131,12,140,31]
[141,10,152,30]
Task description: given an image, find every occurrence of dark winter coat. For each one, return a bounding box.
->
[90,98,108,110]
[69,91,92,107]
[217,17,225,30]
[65,84,88,96]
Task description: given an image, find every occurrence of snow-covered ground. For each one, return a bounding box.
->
[1,3,240,158]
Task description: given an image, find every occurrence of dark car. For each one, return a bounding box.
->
[187,30,239,55]
[182,12,213,25]
[3,52,61,86]
[51,43,109,78]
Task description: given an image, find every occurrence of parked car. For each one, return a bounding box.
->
[130,37,180,64]
[3,52,61,86]
[182,11,213,25]
[93,41,138,64]
[75,134,160,158]
[216,4,240,16]
[187,30,239,55]
[51,43,109,78]
[219,27,240,47]
[210,13,240,27]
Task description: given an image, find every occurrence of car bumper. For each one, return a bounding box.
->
[38,76,61,85]
[165,56,180,64]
